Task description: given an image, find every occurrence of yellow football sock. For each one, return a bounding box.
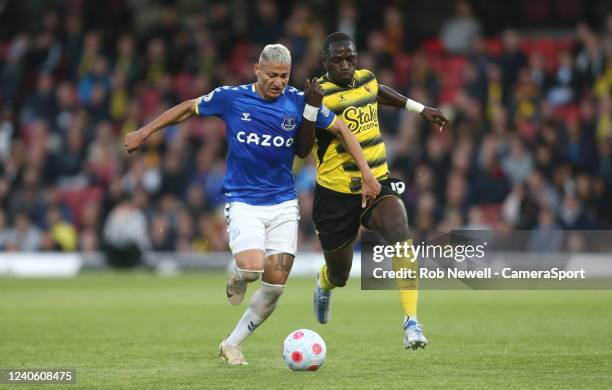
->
[318,264,336,291]
[392,240,418,319]
[399,290,418,319]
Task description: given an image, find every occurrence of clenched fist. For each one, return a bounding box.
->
[124,130,146,153]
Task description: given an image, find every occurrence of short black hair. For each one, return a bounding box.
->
[322,32,356,55]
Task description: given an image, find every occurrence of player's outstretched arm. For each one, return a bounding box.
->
[295,77,324,158]
[327,119,381,207]
[377,84,450,131]
[124,99,198,153]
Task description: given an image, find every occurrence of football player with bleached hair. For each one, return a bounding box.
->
[124,43,380,365]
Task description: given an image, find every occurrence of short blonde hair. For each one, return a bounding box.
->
[259,44,291,65]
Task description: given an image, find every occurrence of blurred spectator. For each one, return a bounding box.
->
[444,172,470,217]
[150,212,173,251]
[337,2,358,39]
[575,23,605,89]
[113,34,140,88]
[559,194,590,229]
[463,206,492,230]
[26,29,62,74]
[7,164,47,222]
[381,5,406,55]
[547,51,578,106]
[75,30,101,81]
[0,210,11,250]
[285,3,314,60]
[46,206,78,252]
[499,29,527,103]
[0,109,15,161]
[527,208,563,252]
[501,137,533,185]
[21,72,56,124]
[501,185,524,227]
[159,150,189,198]
[251,0,283,46]
[47,124,87,187]
[176,210,194,252]
[526,170,560,211]
[86,121,122,186]
[1,34,29,103]
[5,212,42,251]
[440,0,482,54]
[103,197,150,267]
[471,136,510,204]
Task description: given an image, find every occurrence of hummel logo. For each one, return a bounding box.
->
[241,112,252,121]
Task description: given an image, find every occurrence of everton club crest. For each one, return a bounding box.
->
[281,115,297,131]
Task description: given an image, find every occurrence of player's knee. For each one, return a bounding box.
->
[238,268,262,283]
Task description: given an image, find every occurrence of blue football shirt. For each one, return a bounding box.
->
[195,84,336,205]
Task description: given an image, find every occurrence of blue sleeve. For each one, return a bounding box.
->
[315,104,336,129]
[194,87,230,118]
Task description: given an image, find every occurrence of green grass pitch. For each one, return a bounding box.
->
[1,272,611,389]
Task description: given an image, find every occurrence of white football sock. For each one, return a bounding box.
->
[226,282,285,346]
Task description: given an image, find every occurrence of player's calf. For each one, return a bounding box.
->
[221,282,286,365]
[225,282,286,347]
[321,243,355,288]
[326,267,350,287]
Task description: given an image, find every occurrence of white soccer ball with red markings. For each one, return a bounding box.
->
[282,329,327,371]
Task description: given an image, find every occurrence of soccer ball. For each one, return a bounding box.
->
[282,329,327,371]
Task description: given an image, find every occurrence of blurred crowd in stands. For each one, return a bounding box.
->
[1,0,612,254]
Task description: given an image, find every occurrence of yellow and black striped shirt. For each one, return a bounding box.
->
[314,69,388,194]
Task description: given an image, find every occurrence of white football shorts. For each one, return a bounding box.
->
[224,199,300,257]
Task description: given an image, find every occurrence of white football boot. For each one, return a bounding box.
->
[219,339,248,365]
[403,317,428,350]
